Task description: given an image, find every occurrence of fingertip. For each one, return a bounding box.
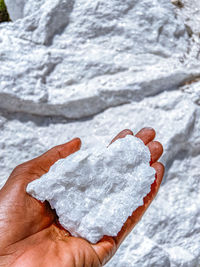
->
[62,137,82,156]
[135,127,156,145]
[148,141,164,164]
[71,137,82,150]
[121,129,134,136]
[110,129,133,145]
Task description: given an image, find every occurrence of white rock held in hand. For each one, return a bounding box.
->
[27,135,156,243]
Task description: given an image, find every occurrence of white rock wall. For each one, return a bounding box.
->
[1,0,200,266]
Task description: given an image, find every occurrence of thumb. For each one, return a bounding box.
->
[8,138,81,185]
[32,137,82,174]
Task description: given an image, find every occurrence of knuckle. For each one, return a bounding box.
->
[53,145,62,158]
[154,162,165,174]
[47,145,62,160]
[11,164,25,175]
[12,161,33,174]
[48,147,56,153]
[12,165,21,173]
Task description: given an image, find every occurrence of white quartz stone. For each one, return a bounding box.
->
[0,90,200,265]
[27,135,155,243]
[2,0,200,119]
[4,0,26,20]
[1,0,200,265]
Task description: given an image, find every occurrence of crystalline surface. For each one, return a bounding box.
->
[27,135,155,243]
[2,0,200,264]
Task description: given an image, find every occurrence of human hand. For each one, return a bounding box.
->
[0,128,164,267]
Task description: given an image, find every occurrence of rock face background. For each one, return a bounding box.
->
[1,0,200,266]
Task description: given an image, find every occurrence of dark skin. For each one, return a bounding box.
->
[0,128,164,267]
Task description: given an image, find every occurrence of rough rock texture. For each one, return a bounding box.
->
[1,0,200,265]
[27,136,156,243]
[2,0,200,119]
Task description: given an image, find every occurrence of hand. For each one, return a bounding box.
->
[0,128,164,267]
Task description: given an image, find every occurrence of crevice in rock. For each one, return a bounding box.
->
[1,67,200,126]
[1,68,200,120]
[0,100,130,126]
[44,0,75,46]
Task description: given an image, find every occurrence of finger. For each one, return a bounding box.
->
[8,138,81,185]
[150,162,165,195]
[147,141,163,164]
[109,129,133,145]
[135,127,156,145]
[92,236,117,266]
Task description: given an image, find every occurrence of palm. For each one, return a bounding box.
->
[0,178,101,267]
[0,128,164,267]
[10,226,102,267]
